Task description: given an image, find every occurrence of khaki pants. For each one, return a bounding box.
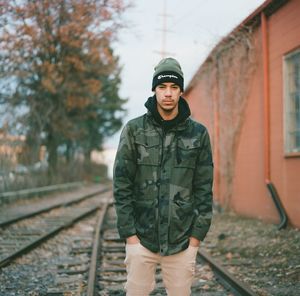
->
[124,243,198,296]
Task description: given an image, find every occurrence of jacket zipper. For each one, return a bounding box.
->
[157,128,165,252]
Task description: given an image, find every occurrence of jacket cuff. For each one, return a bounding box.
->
[190,225,209,241]
[118,225,136,239]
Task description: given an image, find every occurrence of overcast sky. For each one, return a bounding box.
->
[106,0,266,149]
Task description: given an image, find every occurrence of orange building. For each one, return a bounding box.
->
[0,131,25,166]
[185,0,300,228]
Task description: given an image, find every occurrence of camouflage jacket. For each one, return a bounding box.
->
[113,108,213,256]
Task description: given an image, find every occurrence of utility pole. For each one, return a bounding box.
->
[155,0,173,58]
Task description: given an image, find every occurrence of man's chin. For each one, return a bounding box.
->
[162,104,175,111]
[161,106,175,112]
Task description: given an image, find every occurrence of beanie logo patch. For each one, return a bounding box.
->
[158,74,178,80]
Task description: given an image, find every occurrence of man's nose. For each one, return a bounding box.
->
[165,87,172,96]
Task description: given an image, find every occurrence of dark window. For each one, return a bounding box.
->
[284,50,300,154]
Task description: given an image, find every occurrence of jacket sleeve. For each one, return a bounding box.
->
[113,124,137,239]
[190,128,213,241]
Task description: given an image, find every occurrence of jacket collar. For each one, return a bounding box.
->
[144,95,191,131]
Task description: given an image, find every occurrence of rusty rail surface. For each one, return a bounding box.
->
[87,200,111,296]
[198,250,257,296]
[0,186,110,227]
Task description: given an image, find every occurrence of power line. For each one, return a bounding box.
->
[171,0,207,27]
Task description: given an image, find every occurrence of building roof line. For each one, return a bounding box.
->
[184,0,289,94]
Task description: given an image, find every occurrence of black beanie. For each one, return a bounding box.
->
[152,57,184,91]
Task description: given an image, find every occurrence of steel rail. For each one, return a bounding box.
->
[0,206,100,268]
[0,186,110,227]
[198,250,257,296]
[0,182,83,200]
[87,199,111,296]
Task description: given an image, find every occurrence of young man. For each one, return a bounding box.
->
[113,57,213,296]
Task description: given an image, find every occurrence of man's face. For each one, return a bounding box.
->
[155,82,182,115]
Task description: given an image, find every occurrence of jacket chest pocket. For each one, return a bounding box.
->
[135,134,160,166]
[174,138,200,169]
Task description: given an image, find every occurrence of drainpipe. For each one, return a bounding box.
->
[213,73,221,206]
[261,12,287,229]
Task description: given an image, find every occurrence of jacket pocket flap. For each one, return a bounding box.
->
[135,134,160,148]
[177,138,201,150]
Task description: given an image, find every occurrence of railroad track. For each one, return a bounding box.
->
[0,188,112,295]
[95,205,257,296]
[0,184,110,227]
[0,186,110,268]
[0,188,257,295]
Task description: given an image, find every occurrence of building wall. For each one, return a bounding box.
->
[231,49,279,222]
[267,0,300,227]
[185,0,300,228]
[0,132,25,166]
